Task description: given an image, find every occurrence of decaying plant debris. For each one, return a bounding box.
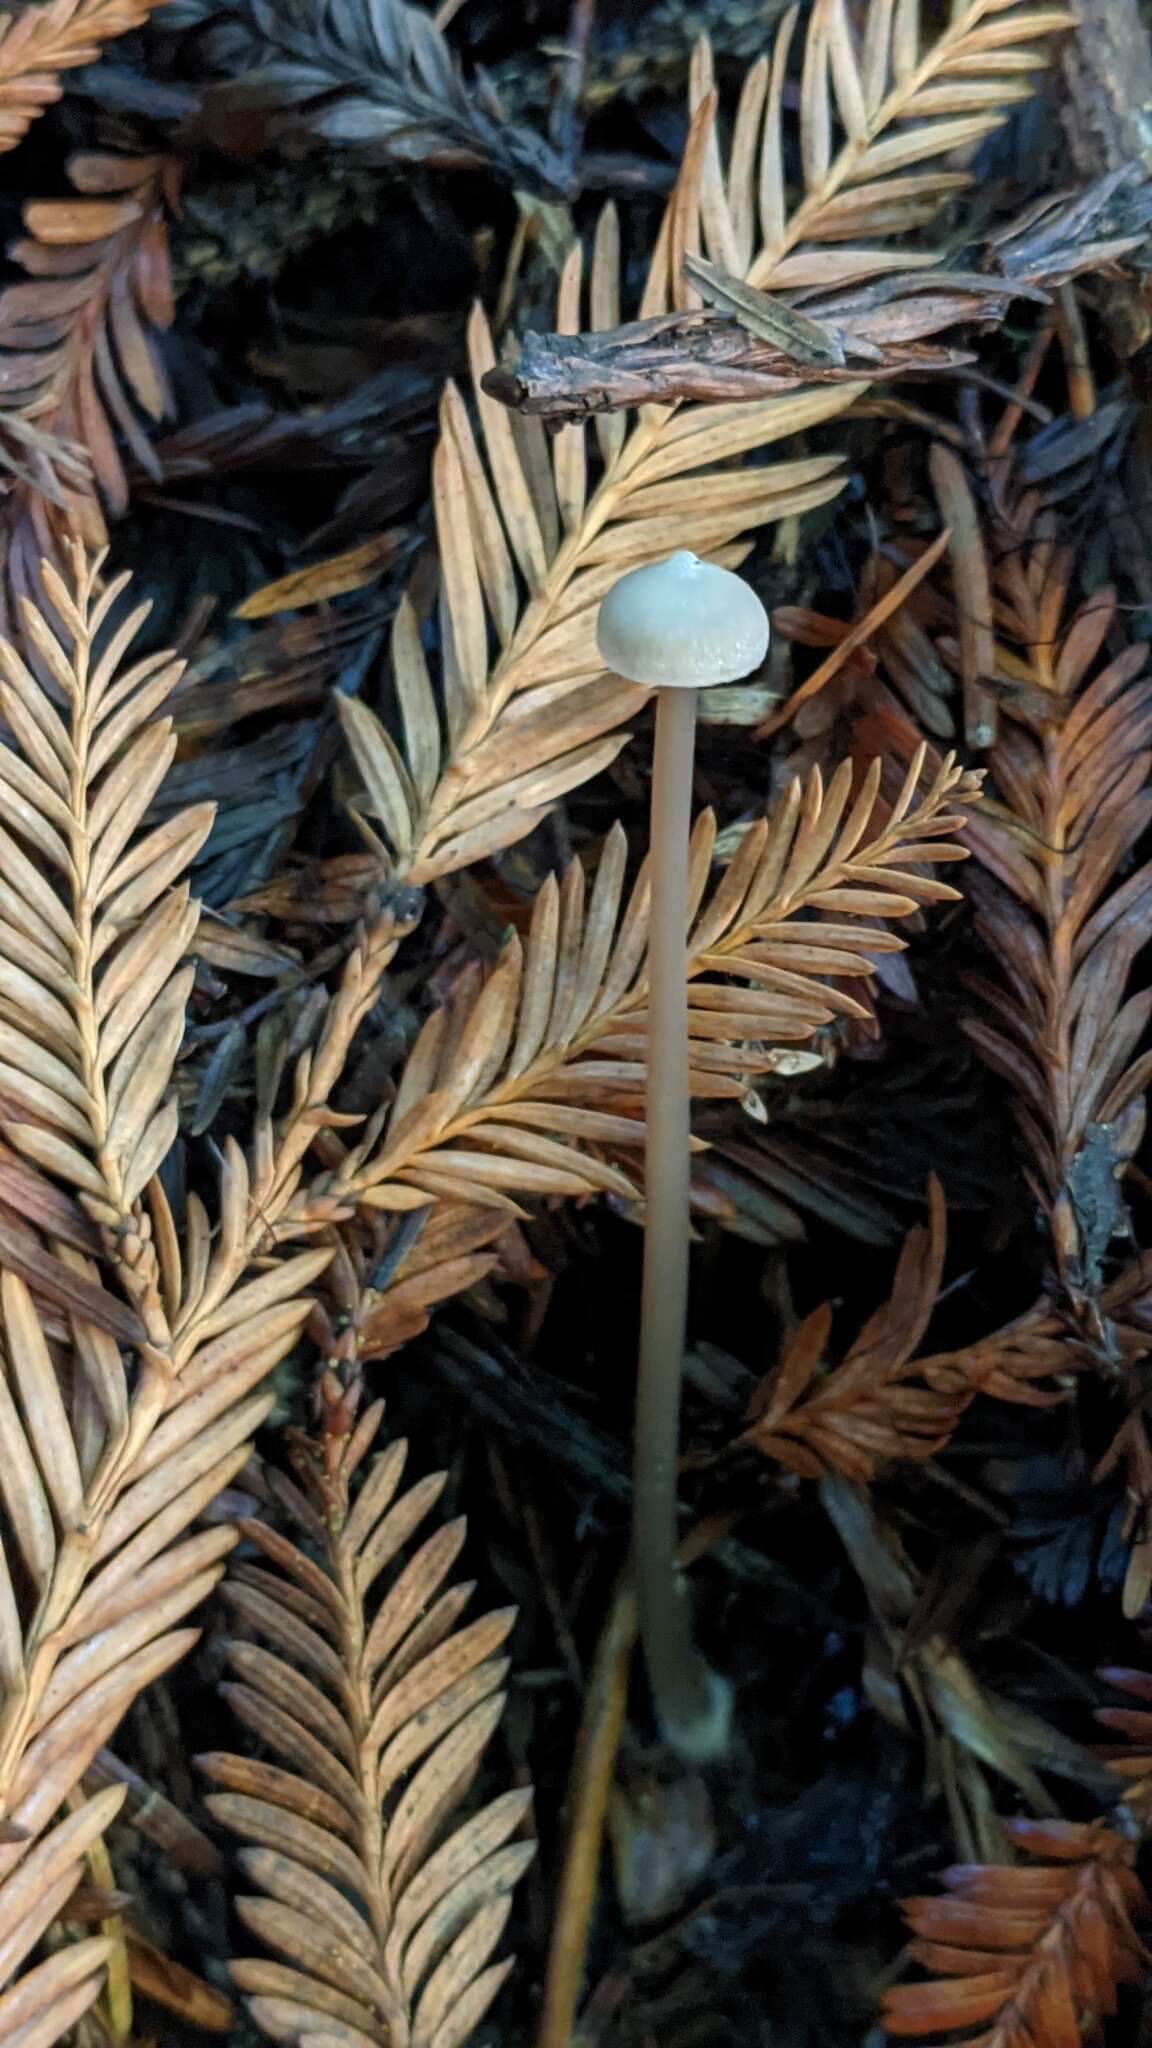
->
[6,0,1152,2044]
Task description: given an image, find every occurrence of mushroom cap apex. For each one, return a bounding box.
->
[596,550,770,689]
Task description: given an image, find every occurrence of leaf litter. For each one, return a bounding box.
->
[3,4,1152,2047]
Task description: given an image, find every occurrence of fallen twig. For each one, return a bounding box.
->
[482,268,1041,419]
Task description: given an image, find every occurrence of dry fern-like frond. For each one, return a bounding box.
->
[199,1402,534,2048]
[310,1208,512,1370]
[0,151,176,513]
[0,543,341,2038]
[1094,1663,1152,1822]
[0,1195,329,2039]
[333,0,1066,911]
[919,1249,1152,1420]
[737,1177,958,1478]
[0,1786,127,2044]
[0,541,210,1243]
[0,1233,326,2039]
[729,0,1073,296]
[0,408,89,509]
[1096,1661,1152,1757]
[0,151,175,565]
[338,313,851,888]
[296,746,980,1225]
[938,476,1152,1321]
[733,1178,1066,1481]
[0,550,457,2044]
[0,0,170,155]
[883,1818,1150,2048]
[176,0,568,195]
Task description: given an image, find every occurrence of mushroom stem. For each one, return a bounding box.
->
[635,686,730,1759]
[596,547,766,1759]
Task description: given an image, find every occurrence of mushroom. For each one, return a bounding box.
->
[597,550,769,1760]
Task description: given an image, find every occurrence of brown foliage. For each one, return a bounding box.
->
[946,480,1152,1321]
[0,4,1126,2038]
[336,310,848,889]
[738,1177,956,1478]
[294,749,980,1227]
[320,0,1070,919]
[175,0,570,195]
[199,1403,533,2048]
[0,536,977,2036]
[0,151,177,644]
[0,153,176,521]
[0,546,367,2044]
[0,0,170,155]
[734,1179,1069,1482]
[884,1819,1150,2048]
[307,1208,511,1368]
[0,1785,126,2045]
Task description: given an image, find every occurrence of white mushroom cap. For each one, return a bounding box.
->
[596,549,770,689]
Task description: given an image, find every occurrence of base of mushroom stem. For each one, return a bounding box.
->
[652,1659,734,1764]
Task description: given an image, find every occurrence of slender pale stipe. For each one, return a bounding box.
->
[597,550,768,1758]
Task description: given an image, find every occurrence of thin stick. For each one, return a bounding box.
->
[479,306,989,417]
[534,1577,635,2048]
[928,443,998,753]
[755,528,951,740]
[989,312,1055,460]
[1053,281,1096,422]
[635,687,728,1757]
[534,1515,736,2048]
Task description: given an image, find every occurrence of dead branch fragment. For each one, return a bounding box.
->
[482,273,1035,420]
